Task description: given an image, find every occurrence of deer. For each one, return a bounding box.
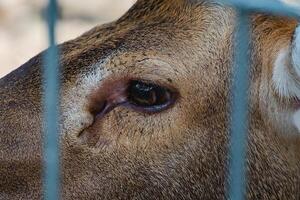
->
[0,0,300,199]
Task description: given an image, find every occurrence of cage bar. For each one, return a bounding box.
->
[43,0,60,200]
[227,11,251,200]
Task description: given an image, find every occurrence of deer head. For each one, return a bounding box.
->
[0,0,300,199]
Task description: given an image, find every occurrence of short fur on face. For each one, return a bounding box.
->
[0,0,300,199]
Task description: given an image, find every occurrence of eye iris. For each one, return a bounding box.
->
[128,81,170,107]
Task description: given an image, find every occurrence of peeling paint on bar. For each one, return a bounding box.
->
[43,0,60,200]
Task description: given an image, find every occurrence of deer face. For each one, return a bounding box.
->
[0,0,300,199]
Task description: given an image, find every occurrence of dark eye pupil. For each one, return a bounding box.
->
[128,80,170,107]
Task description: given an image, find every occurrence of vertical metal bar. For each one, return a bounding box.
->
[43,0,60,199]
[228,10,251,200]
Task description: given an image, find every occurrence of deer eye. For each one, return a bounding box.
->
[126,80,176,113]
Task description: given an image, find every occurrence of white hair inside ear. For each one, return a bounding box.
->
[292,25,300,133]
[292,25,300,77]
[272,24,300,133]
[272,24,300,99]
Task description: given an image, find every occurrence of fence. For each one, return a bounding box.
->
[42,0,300,200]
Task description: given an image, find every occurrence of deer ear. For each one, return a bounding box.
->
[291,25,300,77]
[272,24,300,99]
[271,24,300,133]
[291,25,300,132]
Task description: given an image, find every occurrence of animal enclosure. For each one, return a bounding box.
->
[39,0,300,200]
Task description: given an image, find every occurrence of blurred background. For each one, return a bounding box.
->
[0,0,135,77]
[0,0,299,78]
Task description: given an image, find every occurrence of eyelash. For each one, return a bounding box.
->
[124,80,177,113]
[89,79,178,118]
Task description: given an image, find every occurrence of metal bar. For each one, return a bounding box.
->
[43,0,60,199]
[217,0,300,18]
[228,10,251,200]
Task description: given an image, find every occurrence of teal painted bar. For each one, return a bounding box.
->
[227,10,251,200]
[43,0,60,200]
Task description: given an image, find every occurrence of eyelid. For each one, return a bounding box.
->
[88,77,179,118]
[124,80,178,114]
[127,77,178,94]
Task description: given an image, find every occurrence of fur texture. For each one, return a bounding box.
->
[0,0,300,199]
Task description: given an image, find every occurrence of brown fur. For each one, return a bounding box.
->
[0,0,300,199]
